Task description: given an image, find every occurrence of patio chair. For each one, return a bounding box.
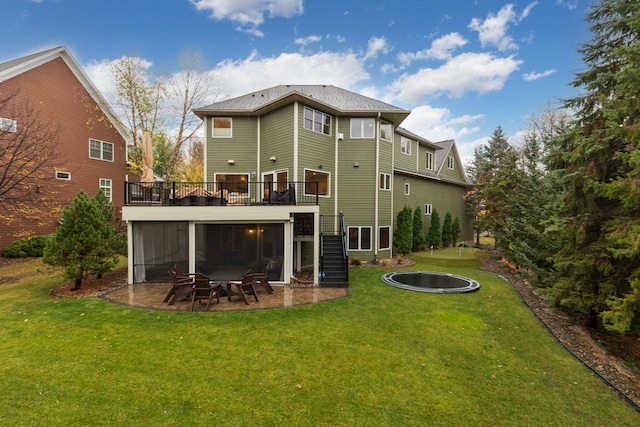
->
[164,266,195,305]
[190,278,222,311]
[253,262,274,294]
[227,270,259,305]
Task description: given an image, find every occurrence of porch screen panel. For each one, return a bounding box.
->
[195,223,285,281]
[132,222,188,283]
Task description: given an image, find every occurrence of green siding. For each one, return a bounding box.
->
[260,104,295,176]
[205,116,257,180]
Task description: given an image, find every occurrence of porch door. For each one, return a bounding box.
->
[262,169,288,199]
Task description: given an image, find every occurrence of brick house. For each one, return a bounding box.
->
[0,46,130,251]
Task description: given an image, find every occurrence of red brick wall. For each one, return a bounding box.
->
[0,57,130,251]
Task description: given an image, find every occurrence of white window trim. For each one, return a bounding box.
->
[404,183,410,195]
[378,226,391,250]
[447,155,455,170]
[89,139,114,162]
[304,168,330,197]
[350,118,375,139]
[426,151,434,170]
[348,226,372,251]
[379,173,391,191]
[213,172,251,196]
[55,171,71,181]
[424,204,432,215]
[212,117,233,138]
[99,178,113,202]
[0,117,17,133]
[303,106,332,136]
[400,136,411,155]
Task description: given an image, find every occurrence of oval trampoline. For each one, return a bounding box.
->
[381,271,480,294]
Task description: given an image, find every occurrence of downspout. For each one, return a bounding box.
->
[374,112,380,260]
[203,116,209,182]
[256,116,261,180]
[293,102,299,182]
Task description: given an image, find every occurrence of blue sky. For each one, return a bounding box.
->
[1,0,591,163]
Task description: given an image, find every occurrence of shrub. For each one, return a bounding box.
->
[2,235,51,258]
[350,257,361,266]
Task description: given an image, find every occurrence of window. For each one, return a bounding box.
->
[99,178,112,201]
[400,137,411,155]
[447,155,455,169]
[350,118,375,138]
[426,151,434,170]
[55,171,71,180]
[380,122,393,141]
[0,117,17,133]
[89,139,114,161]
[404,183,410,195]
[212,117,232,138]
[379,226,390,250]
[303,107,331,136]
[348,226,372,251]
[379,173,391,191]
[215,173,249,194]
[304,169,329,196]
[424,204,432,215]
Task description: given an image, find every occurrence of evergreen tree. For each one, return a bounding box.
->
[394,206,413,254]
[442,212,453,247]
[412,206,424,252]
[452,217,461,246]
[427,209,441,247]
[43,191,119,290]
[545,0,640,332]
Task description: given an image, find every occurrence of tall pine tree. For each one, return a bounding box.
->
[546,0,640,332]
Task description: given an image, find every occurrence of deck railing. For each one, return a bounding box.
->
[124,181,319,206]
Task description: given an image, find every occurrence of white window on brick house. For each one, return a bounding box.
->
[89,139,114,162]
[55,171,71,180]
[0,117,17,132]
[99,178,112,201]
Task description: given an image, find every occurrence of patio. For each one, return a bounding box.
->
[101,282,350,311]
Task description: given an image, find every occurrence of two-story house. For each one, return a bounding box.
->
[122,85,471,287]
[0,46,130,251]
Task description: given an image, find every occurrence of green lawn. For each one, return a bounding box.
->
[1,255,638,426]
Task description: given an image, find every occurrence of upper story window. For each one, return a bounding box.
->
[0,117,17,133]
[89,139,114,162]
[99,178,112,201]
[400,137,411,155]
[350,118,375,139]
[304,169,330,196]
[212,117,232,138]
[379,173,391,191]
[380,122,393,141]
[426,151,434,170]
[303,107,331,136]
[404,183,410,195]
[424,203,433,215]
[447,155,455,170]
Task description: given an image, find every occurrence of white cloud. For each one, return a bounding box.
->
[523,68,557,81]
[295,35,322,46]
[555,0,578,10]
[190,0,303,27]
[207,50,369,99]
[520,2,539,21]
[363,36,390,60]
[398,32,467,67]
[388,52,522,103]
[468,4,518,51]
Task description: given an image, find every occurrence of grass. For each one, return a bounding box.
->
[1,255,639,426]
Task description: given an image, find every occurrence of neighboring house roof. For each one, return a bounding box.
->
[0,46,130,144]
[194,84,412,126]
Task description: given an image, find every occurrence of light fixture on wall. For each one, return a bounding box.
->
[228,159,235,165]
[353,162,359,168]
[318,164,323,169]
[269,156,277,162]
[338,133,344,140]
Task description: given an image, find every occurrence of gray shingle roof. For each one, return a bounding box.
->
[194,85,411,123]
